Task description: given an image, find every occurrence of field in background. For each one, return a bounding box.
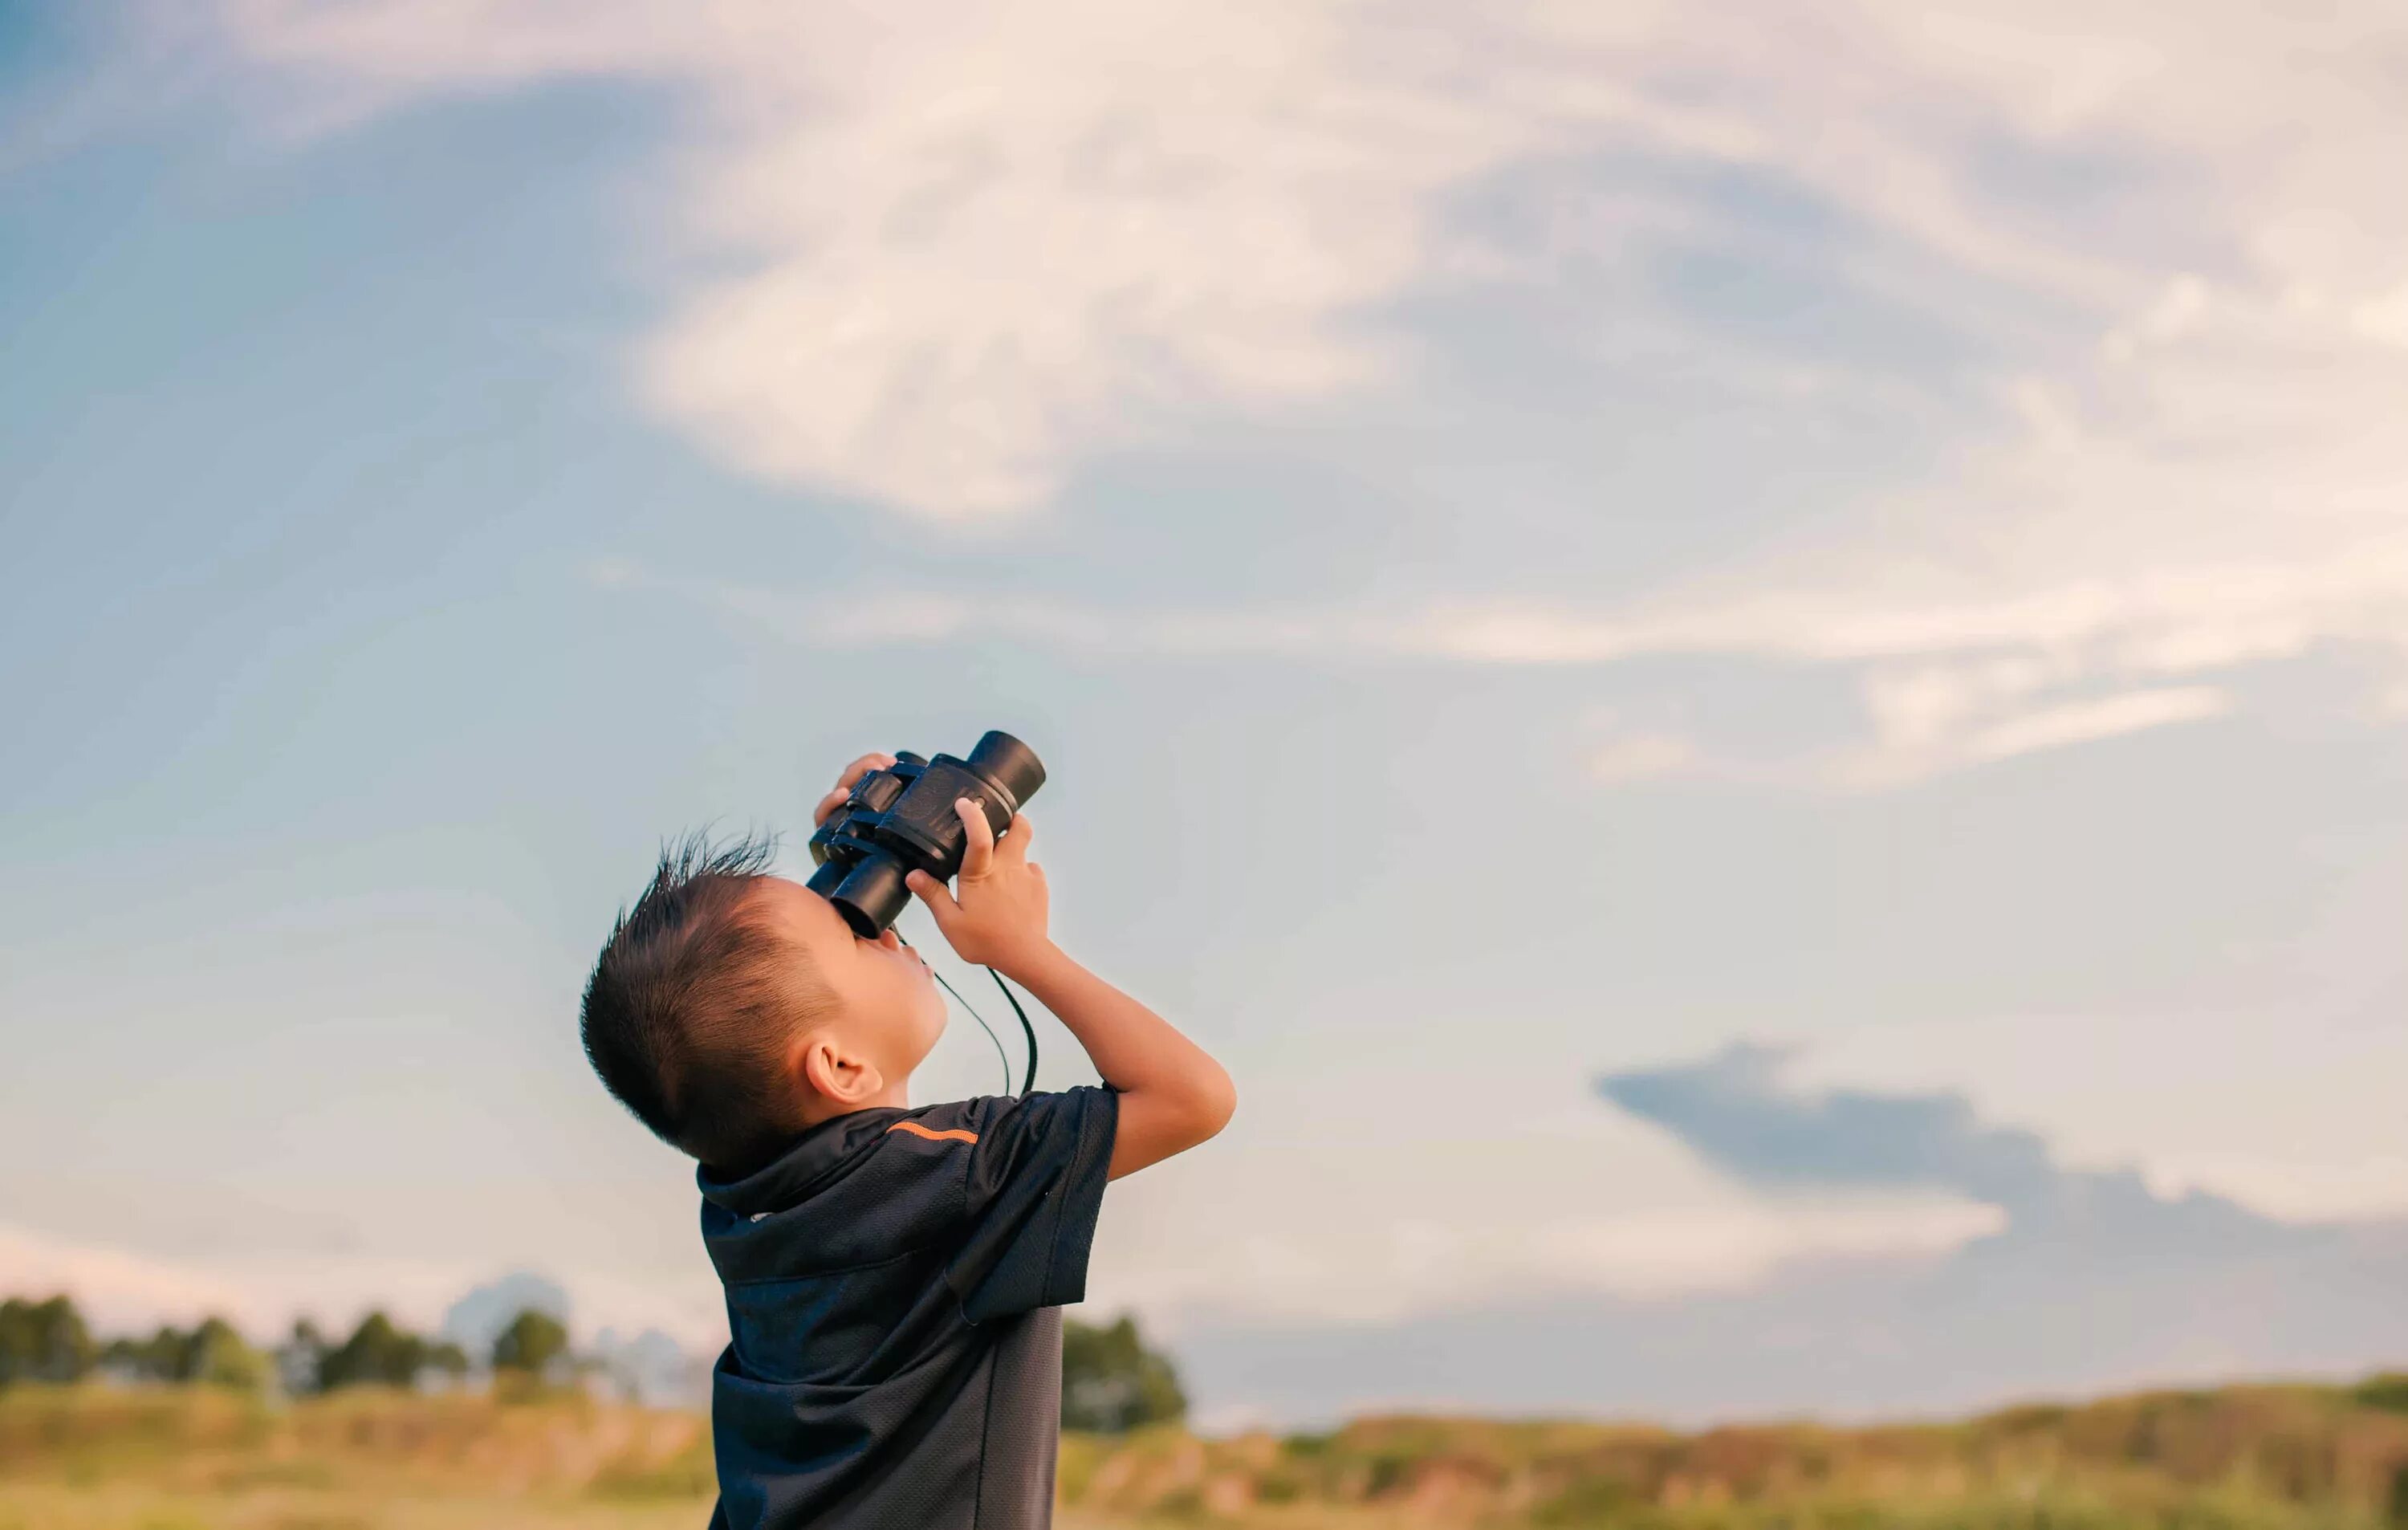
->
[4,1375,2407,1529]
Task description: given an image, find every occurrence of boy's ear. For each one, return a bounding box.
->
[799,1032,885,1108]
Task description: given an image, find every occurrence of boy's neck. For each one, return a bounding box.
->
[799,1076,913,1128]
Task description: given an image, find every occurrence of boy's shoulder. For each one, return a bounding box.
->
[870,1088,1119,1258]
[879,1097,989,1147]
[700,1090,1117,1251]
[700,1088,1117,1310]
[883,1087,1117,1151]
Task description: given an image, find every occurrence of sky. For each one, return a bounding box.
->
[2,0,2405,1426]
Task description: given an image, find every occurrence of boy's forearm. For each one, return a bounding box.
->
[1005,941,1229,1099]
[1002,941,1235,1177]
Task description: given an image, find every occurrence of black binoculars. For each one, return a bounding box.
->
[805,731,1047,937]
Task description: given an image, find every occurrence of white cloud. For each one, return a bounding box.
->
[2142,1154,2408,1224]
[1068,1079,2017,1336]
[1841,684,2232,787]
[610,557,2373,781]
[200,2,2408,509]
[1957,687,2229,767]
[220,2,2408,771]
[1088,1197,2004,1330]
[213,0,1550,519]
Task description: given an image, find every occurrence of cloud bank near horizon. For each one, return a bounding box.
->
[13,1044,2402,1424]
[1173,1047,2408,1423]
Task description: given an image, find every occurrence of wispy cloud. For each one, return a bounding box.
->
[209,0,1548,519]
[1086,1195,2004,1332]
[1842,684,2233,786]
[201,2,2408,518]
[203,2,2408,779]
[600,558,2380,783]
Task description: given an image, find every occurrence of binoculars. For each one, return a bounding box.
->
[805,731,1047,937]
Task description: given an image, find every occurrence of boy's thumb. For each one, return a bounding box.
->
[905,869,957,922]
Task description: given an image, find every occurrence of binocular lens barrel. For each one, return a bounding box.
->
[806,855,911,939]
[966,730,1046,808]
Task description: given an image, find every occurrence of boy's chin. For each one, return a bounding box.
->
[916,1000,950,1045]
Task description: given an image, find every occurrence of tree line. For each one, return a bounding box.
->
[2,1292,1185,1431]
[0,1294,570,1394]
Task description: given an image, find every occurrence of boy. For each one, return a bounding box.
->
[579,752,1236,1530]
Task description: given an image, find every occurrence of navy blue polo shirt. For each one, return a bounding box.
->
[697,1087,1118,1530]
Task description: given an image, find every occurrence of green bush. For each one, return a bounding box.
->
[0,1296,94,1386]
[1061,1314,1186,1434]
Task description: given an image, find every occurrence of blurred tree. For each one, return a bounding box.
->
[0,1295,96,1386]
[100,1325,185,1381]
[491,1308,571,1377]
[1061,1315,1185,1433]
[316,1312,429,1390]
[425,1339,470,1383]
[100,1319,266,1388]
[276,1319,328,1397]
[182,1317,269,1389]
[2358,1372,2408,1414]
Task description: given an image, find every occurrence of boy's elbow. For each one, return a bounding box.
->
[1108,1068,1236,1179]
[1189,1067,1237,1143]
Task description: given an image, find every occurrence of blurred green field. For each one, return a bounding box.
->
[5,1374,2407,1529]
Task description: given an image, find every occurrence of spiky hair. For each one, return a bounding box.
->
[579,831,824,1171]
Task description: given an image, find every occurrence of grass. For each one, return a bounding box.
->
[4,1375,2406,1528]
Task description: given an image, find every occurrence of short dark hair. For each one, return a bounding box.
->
[580,832,828,1172]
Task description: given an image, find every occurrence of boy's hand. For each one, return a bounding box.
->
[905,800,1050,975]
[905,791,1235,1178]
[812,752,898,827]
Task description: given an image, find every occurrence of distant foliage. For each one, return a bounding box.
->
[101,1317,268,1390]
[491,1309,571,1378]
[0,1296,94,1386]
[312,1312,464,1391]
[0,1297,477,1400]
[1057,1379,2408,1526]
[2358,1373,2408,1415]
[277,1319,330,1396]
[1061,1315,1186,1434]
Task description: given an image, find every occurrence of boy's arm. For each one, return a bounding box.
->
[997,941,1235,1180]
[906,800,1237,1180]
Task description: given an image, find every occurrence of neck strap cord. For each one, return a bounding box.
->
[897,932,1039,1097]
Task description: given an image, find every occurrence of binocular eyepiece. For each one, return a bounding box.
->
[804,730,1046,937]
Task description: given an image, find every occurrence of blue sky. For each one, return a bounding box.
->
[4,2,2406,1424]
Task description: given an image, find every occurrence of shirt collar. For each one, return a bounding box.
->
[696,1106,905,1219]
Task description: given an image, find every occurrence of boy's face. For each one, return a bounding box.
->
[750,876,948,1082]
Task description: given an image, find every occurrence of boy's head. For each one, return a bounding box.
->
[580,833,947,1173]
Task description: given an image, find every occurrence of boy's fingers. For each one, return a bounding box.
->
[998,812,1035,865]
[905,870,959,926]
[818,754,897,826]
[954,798,995,880]
[834,753,897,791]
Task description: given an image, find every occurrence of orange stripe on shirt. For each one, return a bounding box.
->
[888,1120,978,1145]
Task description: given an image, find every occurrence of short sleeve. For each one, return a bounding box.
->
[945,1086,1119,1324]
